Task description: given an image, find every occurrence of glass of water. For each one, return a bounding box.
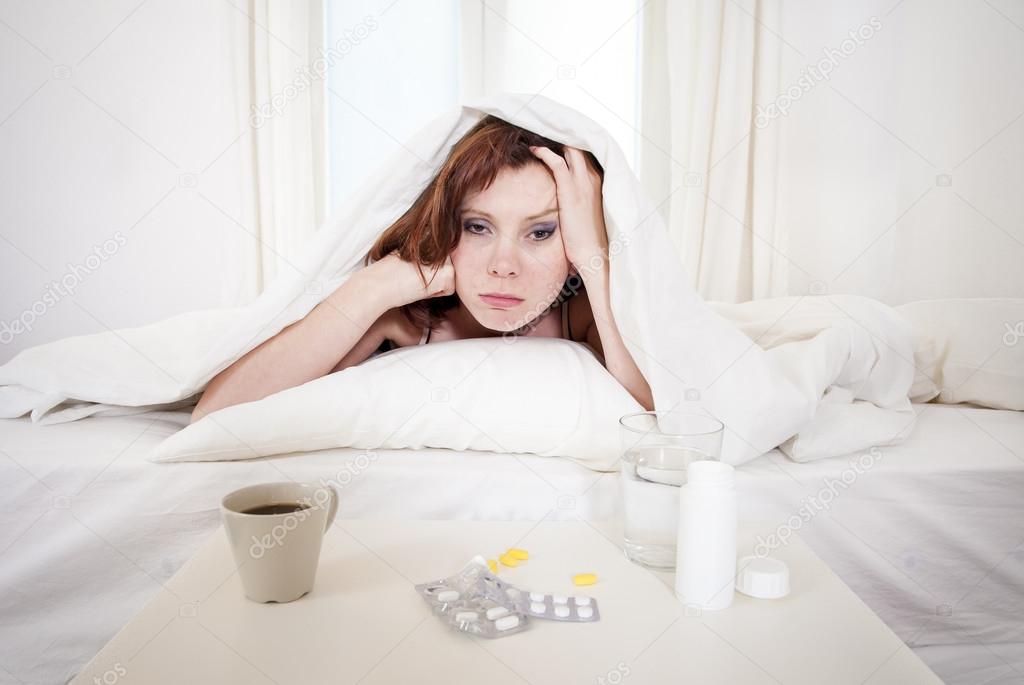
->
[618,411,724,569]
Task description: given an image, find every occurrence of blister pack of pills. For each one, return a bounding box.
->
[415,556,600,638]
[518,591,600,621]
[443,599,526,638]
[415,557,527,637]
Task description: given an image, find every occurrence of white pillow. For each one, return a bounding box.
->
[895,298,1024,410]
[146,337,644,471]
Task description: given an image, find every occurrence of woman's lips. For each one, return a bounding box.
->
[480,294,524,308]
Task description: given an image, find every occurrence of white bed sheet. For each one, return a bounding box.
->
[0,403,1021,684]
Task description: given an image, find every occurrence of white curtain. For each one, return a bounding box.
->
[639,0,785,303]
[639,1,1024,305]
[231,0,327,297]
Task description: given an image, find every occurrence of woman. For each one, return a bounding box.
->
[191,116,653,423]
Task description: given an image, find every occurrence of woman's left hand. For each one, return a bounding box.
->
[529,145,609,277]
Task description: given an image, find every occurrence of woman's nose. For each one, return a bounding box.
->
[488,238,520,277]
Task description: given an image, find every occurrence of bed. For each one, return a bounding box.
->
[1,401,1022,685]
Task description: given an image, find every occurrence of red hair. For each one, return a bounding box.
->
[363,114,603,332]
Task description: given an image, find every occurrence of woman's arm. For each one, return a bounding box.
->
[581,264,655,411]
[191,266,395,423]
[528,144,654,411]
[328,307,403,374]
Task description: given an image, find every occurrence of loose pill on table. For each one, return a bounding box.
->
[577,605,594,619]
[530,601,546,613]
[487,559,499,574]
[494,615,520,631]
[437,590,459,602]
[574,596,592,606]
[498,553,519,568]
[485,606,510,620]
[572,573,598,586]
[554,605,571,618]
[506,548,529,560]
[455,611,479,622]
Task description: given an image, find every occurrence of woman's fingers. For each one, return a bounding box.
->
[564,146,585,174]
[529,145,571,184]
[531,145,593,190]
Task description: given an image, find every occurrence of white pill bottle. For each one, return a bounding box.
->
[674,460,737,611]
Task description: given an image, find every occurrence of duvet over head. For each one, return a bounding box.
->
[0,93,919,469]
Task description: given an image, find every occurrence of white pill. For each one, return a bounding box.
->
[552,594,568,604]
[485,606,510,620]
[529,592,546,602]
[437,590,459,602]
[574,596,592,606]
[455,611,479,622]
[554,605,570,618]
[530,601,546,613]
[577,606,594,619]
[494,615,520,631]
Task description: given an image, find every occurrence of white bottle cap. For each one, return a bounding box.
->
[735,556,790,599]
[686,460,735,488]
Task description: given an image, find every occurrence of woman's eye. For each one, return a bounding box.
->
[530,224,557,241]
[463,222,555,241]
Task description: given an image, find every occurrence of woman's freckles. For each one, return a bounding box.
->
[447,164,572,332]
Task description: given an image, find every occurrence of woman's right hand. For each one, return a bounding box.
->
[370,251,456,307]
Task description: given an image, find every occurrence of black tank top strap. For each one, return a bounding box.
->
[560,297,573,341]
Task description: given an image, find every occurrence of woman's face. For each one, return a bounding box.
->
[451,162,572,332]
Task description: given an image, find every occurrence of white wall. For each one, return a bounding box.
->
[0,0,258,365]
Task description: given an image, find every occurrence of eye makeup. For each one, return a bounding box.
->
[462,220,557,241]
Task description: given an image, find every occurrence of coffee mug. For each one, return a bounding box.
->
[221,481,339,603]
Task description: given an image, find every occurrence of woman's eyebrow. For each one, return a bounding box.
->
[460,205,558,221]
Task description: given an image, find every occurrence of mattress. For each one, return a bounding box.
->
[0,402,1021,685]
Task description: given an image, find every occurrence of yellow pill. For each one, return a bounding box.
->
[487,559,499,574]
[506,548,529,560]
[499,554,520,568]
[572,573,598,586]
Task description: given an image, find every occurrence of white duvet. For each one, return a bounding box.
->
[0,93,922,468]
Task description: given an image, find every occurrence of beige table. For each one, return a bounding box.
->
[72,518,943,684]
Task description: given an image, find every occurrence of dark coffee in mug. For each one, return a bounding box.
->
[241,502,309,516]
